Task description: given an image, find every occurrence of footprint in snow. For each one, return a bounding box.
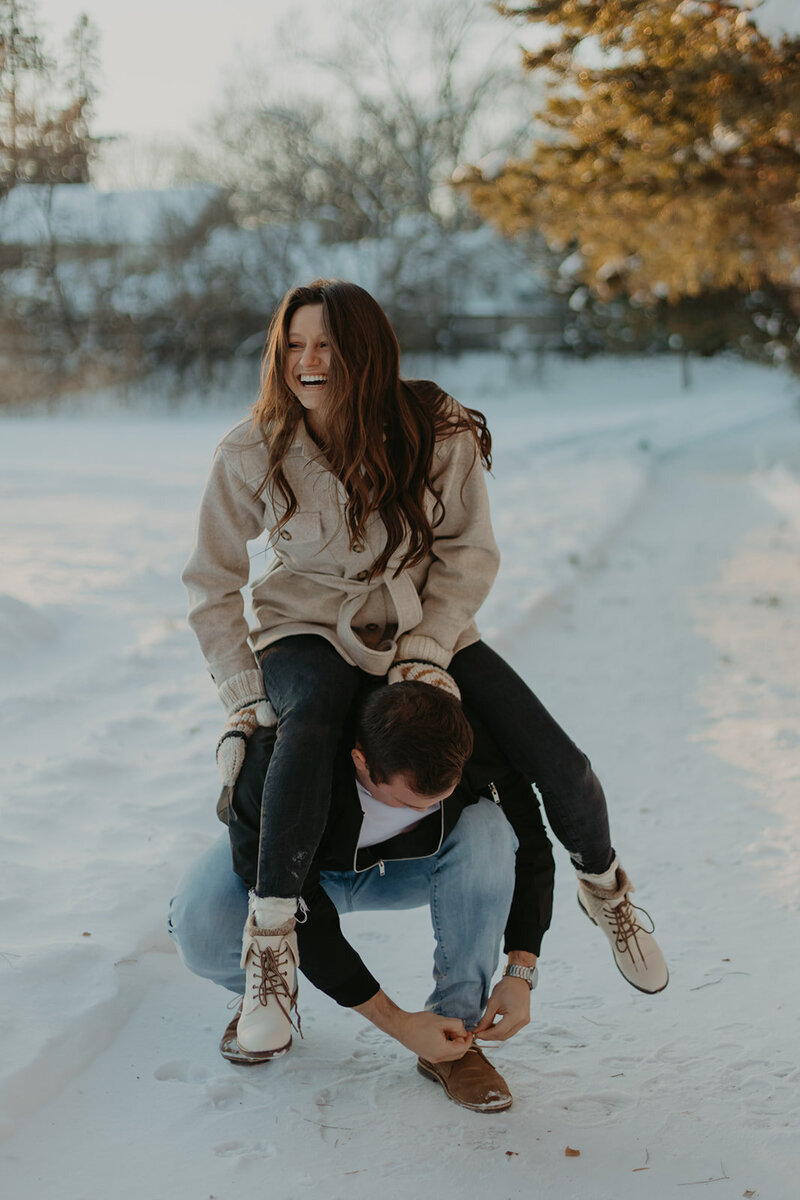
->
[154,1059,211,1084]
[213,1141,276,1159]
[204,1079,245,1108]
[557,1090,636,1125]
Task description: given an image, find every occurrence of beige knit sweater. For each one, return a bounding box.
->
[182,407,500,690]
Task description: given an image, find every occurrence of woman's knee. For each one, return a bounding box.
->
[261,636,360,716]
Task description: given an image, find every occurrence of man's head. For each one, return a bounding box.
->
[351,681,473,807]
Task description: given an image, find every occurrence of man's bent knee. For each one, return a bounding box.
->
[443,798,518,889]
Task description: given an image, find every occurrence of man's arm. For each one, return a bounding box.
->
[354,989,472,1063]
[461,746,555,1044]
[472,770,552,1043]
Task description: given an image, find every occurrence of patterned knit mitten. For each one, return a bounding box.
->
[216,669,277,786]
[387,659,461,699]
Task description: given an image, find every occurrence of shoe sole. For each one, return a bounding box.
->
[416,1059,513,1112]
[577,893,669,995]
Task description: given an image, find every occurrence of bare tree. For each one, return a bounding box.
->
[206,0,530,239]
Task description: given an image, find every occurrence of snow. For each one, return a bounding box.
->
[1,352,799,1197]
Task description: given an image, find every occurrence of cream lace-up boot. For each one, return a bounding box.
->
[576,858,669,994]
[235,914,301,1060]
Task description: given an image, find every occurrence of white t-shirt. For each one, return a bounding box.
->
[355,778,441,849]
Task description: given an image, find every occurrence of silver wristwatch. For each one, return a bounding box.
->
[502,963,538,990]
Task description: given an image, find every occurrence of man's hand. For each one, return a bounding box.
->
[354,989,472,1063]
[393,1011,473,1063]
[473,977,531,1043]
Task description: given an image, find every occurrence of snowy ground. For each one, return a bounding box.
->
[1,354,798,1199]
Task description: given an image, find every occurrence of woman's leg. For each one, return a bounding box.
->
[255,634,362,898]
[449,640,614,874]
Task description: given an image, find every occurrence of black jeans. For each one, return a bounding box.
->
[255,635,364,897]
[448,641,614,875]
[253,635,614,897]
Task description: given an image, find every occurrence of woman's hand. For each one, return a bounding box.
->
[216,668,277,786]
[387,659,461,699]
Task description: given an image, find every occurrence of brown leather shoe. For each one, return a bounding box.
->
[417,1045,512,1112]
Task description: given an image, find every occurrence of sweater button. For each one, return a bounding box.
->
[279,530,292,540]
[366,622,379,631]
[355,570,368,581]
[353,543,365,553]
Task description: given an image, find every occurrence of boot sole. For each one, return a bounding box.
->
[220,999,296,1065]
[221,1028,292,1065]
[416,1059,513,1112]
[577,893,669,995]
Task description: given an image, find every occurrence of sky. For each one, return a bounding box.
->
[33,0,310,142]
[33,0,800,142]
[29,0,800,186]
[29,0,528,188]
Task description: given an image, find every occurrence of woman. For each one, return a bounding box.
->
[183,279,667,1057]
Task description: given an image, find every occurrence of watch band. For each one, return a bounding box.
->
[503,963,538,990]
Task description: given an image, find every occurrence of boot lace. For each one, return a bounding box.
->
[249,943,303,1038]
[604,897,655,966]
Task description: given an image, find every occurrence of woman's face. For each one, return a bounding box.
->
[285,304,331,418]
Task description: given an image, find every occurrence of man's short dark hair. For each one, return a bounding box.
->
[355,681,474,795]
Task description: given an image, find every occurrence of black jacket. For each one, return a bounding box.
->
[219,706,555,1007]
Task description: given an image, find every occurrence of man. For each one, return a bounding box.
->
[169,681,556,1113]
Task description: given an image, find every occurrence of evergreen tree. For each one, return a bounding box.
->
[0,3,99,192]
[462,1,800,357]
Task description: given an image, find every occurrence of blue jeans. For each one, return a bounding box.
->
[169,798,518,1027]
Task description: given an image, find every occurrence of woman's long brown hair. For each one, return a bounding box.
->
[252,279,491,581]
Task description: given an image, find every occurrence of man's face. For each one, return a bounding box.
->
[351,747,457,810]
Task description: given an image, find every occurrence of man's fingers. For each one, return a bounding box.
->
[473,1002,499,1034]
[439,1017,468,1038]
[476,1015,527,1042]
[436,1036,472,1061]
[475,1023,514,1042]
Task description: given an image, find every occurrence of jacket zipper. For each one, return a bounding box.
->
[352,801,447,876]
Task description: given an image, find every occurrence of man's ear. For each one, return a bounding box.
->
[351,745,368,772]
